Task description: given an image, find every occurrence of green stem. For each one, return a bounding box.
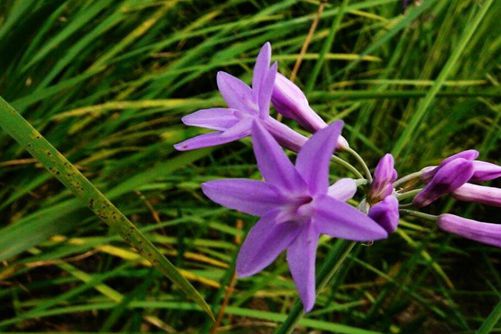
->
[344,147,373,183]
[400,209,438,222]
[0,97,214,320]
[332,155,364,179]
[274,240,356,334]
[393,170,424,188]
[396,188,422,201]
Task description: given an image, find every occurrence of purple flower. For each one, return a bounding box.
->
[452,183,501,207]
[417,149,501,207]
[414,158,474,207]
[202,120,387,312]
[437,214,501,248]
[367,154,399,233]
[174,42,307,152]
[271,72,349,149]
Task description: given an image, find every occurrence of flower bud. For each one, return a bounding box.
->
[413,158,474,207]
[452,183,501,207]
[438,214,501,248]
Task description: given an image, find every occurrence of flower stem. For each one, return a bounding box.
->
[396,188,422,201]
[400,209,438,222]
[332,155,364,179]
[393,170,423,188]
[274,240,356,334]
[344,147,373,183]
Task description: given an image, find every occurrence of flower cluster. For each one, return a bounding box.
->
[174,42,501,312]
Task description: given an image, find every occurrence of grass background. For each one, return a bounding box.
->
[0,0,500,332]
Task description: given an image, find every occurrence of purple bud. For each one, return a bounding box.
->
[438,214,501,248]
[421,149,479,181]
[271,73,348,149]
[470,161,501,182]
[368,195,399,234]
[452,183,501,207]
[414,158,474,207]
[369,154,397,203]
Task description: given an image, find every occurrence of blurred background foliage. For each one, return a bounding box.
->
[0,0,500,332]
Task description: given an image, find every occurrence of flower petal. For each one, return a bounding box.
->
[252,42,271,100]
[237,209,301,277]
[328,178,357,202]
[423,149,479,180]
[368,195,399,234]
[251,121,305,191]
[181,108,239,131]
[202,179,285,216]
[452,183,501,207]
[258,62,277,117]
[438,214,501,248]
[174,131,244,151]
[295,121,343,194]
[287,223,318,312]
[216,71,257,113]
[313,195,388,241]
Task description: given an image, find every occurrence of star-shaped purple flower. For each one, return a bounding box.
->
[174,42,308,152]
[201,120,387,312]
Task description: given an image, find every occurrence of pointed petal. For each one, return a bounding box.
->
[251,121,305,191]
[328,178,357,202]
[220,118,252,138]
[202,179,285,216]
[181,108,239,131]
[258,62,277,117]
[313,195,388,241]
[237,209,301,277]
[438,214,501,248]
[252,42,271,97]
[287,223,318,312]
[174,131,244,151]
[216,71,257,113]
[296,121,344,194]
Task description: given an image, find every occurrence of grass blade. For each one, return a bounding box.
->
[0,96,214,320]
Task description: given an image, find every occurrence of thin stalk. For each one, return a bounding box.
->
[0,97,214,320]
[274,240,356,334]
[394,170,424,188]
[344,147,372,183]
[400,209,438,222]
[332,155,364,179]
[397,188,422,201]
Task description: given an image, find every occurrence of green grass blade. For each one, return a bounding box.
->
[0,96,214,320]
[476,299,501,334]
[391,0,495,158]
